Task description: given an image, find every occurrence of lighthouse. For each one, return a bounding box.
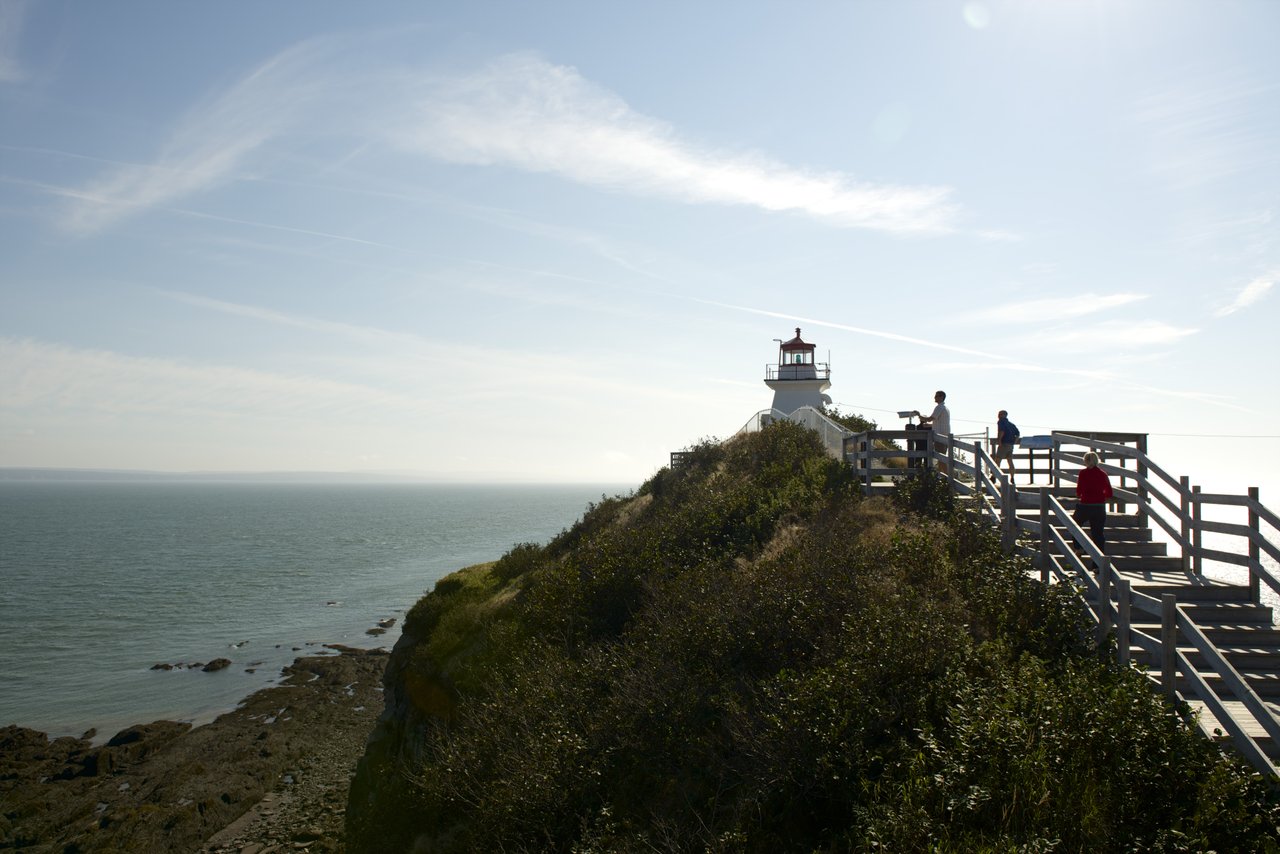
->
[764,328,832,415]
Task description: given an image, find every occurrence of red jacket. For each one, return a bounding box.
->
[1076,465,1113,504]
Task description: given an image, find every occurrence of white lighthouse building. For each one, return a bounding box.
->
[764,328,832,415]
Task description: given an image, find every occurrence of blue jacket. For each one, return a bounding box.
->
[997,417,1019,445]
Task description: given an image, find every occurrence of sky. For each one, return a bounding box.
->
[1,1,1278,497]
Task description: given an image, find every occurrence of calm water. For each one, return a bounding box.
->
[0,482,627,741]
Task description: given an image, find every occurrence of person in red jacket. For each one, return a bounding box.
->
[1074,451,1113,555]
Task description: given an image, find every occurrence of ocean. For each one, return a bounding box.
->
[0,481,629,742]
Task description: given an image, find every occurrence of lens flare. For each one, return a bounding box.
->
[963,2,992,29]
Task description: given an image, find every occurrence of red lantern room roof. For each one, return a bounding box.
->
[779,327,814,353]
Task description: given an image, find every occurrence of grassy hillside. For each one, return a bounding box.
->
[347,420,1278,852]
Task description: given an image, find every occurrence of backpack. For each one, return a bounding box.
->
[1004,420,1020,441]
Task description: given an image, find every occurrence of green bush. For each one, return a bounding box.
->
[864,649,1280,852]
[355,415,1280,853]
[490,541,545,584]
[823,405,877,433]
[403,561,499,638]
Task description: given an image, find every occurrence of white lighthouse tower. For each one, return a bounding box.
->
[764,327,832,415]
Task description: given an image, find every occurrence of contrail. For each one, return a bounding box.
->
[696,299,1004,359]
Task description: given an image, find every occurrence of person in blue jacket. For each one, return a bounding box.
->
[992,410,1019,481]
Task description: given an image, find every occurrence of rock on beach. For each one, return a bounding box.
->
[0,646,388,852]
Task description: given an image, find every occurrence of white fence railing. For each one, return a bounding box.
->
[729,415,1280,772]
[736,406,852,460]
[966,431,1279,777]
[839,425,1280,776]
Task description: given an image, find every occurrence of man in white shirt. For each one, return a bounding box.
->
[915,390,951,474]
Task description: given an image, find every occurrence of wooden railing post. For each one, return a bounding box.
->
[1136,434,1149,524]
[1001,479,1015,551]
[1052,436,1061,489]
[947,437,955,483]
[863,439,872,493]
[1098,557,1113,649]
[1116,452,1128,515]
[1249,486,1261,604]
[1180,475,1191,573]
[976,446,985,499]
[1193,484,1203,575]
[1117,578,1131,667]
[1038,487,1051,583]
[1161,594,1178,699]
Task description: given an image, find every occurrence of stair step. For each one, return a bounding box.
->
[1048,538,1165,554]
[1119,601,1273,622]
[1092,514,1152,527]
[1131,622,1280,646]
[1051,549,1169,564]
[1179,670,1280,699]
[1108,556,1187,572]
[1183,700,1280,758]
[1127,582,1253,603]
[1133,645,1280,671]
[1046,520,1155,534]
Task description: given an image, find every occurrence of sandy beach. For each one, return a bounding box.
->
[1,645,388,853]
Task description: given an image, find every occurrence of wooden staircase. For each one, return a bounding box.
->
[1042,505,1280,761]
[843,423,1280,774]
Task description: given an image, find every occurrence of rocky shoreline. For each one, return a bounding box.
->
[1,644,389,852]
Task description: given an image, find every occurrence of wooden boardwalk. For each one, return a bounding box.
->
[737,409,1280,773]
[837,420,1280,776]
[1035,503,1280,762]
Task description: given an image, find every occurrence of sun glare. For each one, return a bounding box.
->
[963,2,992,30]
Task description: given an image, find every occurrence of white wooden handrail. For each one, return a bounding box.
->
[1035,501,1280,776]
[940,445,1280,778]
[1174,646,1280,777]
[1053,432,1280,598]
[738,419,1280,770]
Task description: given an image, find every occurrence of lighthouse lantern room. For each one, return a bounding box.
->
[764,328,832,415]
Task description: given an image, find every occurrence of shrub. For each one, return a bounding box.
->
[490,541,545,584]
[403,561,498,638]
[355,415,1280,853]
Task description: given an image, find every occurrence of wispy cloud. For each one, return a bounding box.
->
[54,43,964,237]
[960,293,1148,324]
[710,302,1240,412]
[1019,319,1197,353]
[1134,68,1280,188]
[398,53,960,234]
[1215,272,1275,317]
[158,290,430,351]
[919,359,1120,382]
[0,0,27,83]
[698,300,1003,359]
[922,359,1251,414]
[0,336,435,420]
[157,291,708,407]
[61,38,352,233]
[1182,207,1274,248]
